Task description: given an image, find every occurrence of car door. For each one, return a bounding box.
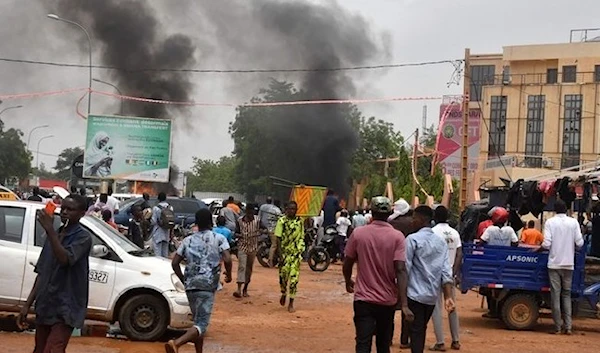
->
[0,204,30,305]
[83,227,117,312]
[22,216,117,314]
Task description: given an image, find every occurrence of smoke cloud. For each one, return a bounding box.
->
[197,0,388,194]
[52,0,196,119]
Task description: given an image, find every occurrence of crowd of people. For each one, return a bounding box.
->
[11,185,588,353]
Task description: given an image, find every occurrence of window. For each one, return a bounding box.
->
[547,68,558,84]
[470,65,495,101]
[34,215,63,247]
[169,200,202,214]
[595,65,600,82]
[0,206,26,243]
[562,65,577,83]
[561,94,583,168]
[488,96,507,158]
[524,95,545,167]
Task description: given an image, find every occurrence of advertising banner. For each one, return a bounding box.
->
[84,115,172,182]
[289,185,327,217]
[437,104,481,179]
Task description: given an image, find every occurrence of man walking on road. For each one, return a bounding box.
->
[167,208,233,353]
[343,196,411,353]
[258,196,282,267]
[430,206,462,351]
[18,195,92,353]
[406,205,455,353]
[275,201,305,313]
[541,199,584,335]
[151,192,173,258]
[234,204,265,298]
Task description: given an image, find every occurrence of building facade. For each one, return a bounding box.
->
[470,36,600,186]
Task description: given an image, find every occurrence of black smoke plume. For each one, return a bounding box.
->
[52,0,196,119]
[199,0,387,195]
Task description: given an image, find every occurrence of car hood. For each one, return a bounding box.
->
[120,252,180,292]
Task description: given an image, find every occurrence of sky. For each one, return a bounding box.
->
[1,0,600,173]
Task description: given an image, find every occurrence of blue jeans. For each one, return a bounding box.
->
[153,240,169,258]
[187,290,215,334]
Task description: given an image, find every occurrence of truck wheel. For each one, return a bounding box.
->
[501,294,539,330]
[119,294,169,341]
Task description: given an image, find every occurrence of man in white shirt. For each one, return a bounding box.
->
[541,199,584,335]
[336,210,352,260]
[430,205,462,351]
[480,207,518,247]
[96,187,119,215]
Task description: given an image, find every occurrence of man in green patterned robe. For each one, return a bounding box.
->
[274,200,305,313]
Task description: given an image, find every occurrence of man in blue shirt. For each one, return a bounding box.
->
[18,194,92,353]
[322,189,341,228]
[213,215,233,243]
[405,206,455,353]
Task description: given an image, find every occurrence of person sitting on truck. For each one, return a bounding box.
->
[540,199,584,335]
[476,207,497,240]
[520,220,544,246]
[480,207,518,247]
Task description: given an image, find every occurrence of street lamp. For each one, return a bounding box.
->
[0,105,23,125]
[93,78,124,115]
[36,135,54,170]
[47,14,93,117]
[27,124,50,150]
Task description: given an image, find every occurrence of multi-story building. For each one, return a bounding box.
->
[471,30,600,186]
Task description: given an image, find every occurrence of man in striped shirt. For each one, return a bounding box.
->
[234,204,266,298]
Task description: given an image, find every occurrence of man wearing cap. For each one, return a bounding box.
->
[388,199,415,237]
[387,198,416,348]
[343,196,411,353]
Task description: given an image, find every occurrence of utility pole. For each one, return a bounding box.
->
[411,128,419,205]
[459,48,471,210]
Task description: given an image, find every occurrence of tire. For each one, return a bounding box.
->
[500,293,539,330]
[118,294,169,341]
[308,247,330,272]
[257,244,271,268]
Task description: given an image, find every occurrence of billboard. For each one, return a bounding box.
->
[437,104,481,179]
[84,115,172,182]
[289,185,327,217]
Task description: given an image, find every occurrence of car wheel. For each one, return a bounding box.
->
[118,294,169,341]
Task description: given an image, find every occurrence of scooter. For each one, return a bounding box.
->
[257,232,279,268]
[307,225,340,272]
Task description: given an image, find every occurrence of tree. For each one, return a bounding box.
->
[32,163,57,179]
[54,147,84,180]
[230,79,364,199]
[187,156,239,193]
[0,121,31,184]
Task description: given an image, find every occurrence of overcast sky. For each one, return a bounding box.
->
[1,0,599,172]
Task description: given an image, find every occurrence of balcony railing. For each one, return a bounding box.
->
[484,154,592,171]
[476,71,600,87]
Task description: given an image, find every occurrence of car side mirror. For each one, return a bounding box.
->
[91,244,109,258]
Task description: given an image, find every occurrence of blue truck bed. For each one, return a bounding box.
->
[460,244,586,298]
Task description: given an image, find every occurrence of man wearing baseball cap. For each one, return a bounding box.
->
[343,196,411,353]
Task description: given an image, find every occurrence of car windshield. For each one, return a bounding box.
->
[169,199,201,214]
[84,216,140,252]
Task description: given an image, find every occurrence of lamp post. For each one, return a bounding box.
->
[26,124,50,150]
[47,14,93,117]
[36,135,54,170]
[93,78,124,115]
[0,105,23,125]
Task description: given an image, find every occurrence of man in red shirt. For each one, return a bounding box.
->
[343,196,412,353]
[475,207,497,240]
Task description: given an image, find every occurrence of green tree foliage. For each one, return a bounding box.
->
[32,163,57,179]
[187,156,239,193]
[54,147,84,180]
[229,79,364,200]
[0,121,31,184]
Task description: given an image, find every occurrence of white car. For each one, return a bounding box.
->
[0,200,192,341]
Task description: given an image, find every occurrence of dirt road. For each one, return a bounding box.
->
[2,262,599,353]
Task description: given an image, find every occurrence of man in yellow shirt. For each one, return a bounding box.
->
[521,220,544,245]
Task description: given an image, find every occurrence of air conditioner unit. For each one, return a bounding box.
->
[542,157,554,168]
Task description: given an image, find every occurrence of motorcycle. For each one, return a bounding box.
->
[257,233,280,268]
[307,225,341,272]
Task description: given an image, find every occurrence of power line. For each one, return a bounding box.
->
[0,57,461,74]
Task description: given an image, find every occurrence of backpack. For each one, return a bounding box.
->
[158,204,176,229]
